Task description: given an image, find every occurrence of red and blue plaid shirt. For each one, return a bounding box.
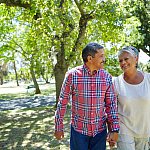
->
[55,64,119,136]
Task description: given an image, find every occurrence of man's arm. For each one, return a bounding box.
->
[54,72,72,140]
[105,76,119,147]
[105,83,119,131]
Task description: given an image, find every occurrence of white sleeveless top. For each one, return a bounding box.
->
[113,72,150,138]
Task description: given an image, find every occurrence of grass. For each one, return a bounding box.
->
[0,106,116,150]
[0,106,70,150]
[0,87,116,150]
[0,87,55,101]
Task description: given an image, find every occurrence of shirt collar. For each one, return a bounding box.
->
[83,64,97,76]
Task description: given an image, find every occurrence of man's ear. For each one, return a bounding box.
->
[87,55,92,62]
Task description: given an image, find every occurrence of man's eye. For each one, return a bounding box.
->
[100,55,104,57]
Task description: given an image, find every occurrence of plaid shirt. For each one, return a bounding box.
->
[55,64,119,137]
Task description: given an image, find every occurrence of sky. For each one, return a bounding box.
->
[139,50,150,64]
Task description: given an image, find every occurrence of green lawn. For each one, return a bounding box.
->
[0,106,71,150]
[0,87,116,150]
[0,105,117,150]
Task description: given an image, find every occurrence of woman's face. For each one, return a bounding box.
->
[118,51,138,72]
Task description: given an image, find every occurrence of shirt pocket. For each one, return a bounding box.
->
[72,83,84,96]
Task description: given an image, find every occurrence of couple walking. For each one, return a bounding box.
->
[54,42,150,150]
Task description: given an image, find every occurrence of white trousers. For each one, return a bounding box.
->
[117,134,149,150]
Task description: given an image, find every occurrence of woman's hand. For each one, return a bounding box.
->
[107,132,118,149]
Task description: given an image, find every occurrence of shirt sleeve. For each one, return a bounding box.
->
[55,71,72,131]
[105,76,120,132]
[112,76,119,96]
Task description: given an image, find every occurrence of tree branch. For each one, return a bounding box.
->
[59,0,64,8]
[0,0,30,8]
[71,0,95,57]
[71,13,94,54]
[74,0,84,15]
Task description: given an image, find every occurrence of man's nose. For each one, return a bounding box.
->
[102,57,105,62]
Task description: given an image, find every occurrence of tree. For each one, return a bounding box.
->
[120,0,150,56]
[0,2,48,93]
[133,0,150,56]
[0,0,124,105]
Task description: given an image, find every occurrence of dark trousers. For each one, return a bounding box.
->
[70,126,107,150]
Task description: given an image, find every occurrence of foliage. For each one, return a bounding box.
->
[0,0,149,99]
[120,0,150,56]
[104,46,122,76]
[139,61,150,73]
[0,0,124,68]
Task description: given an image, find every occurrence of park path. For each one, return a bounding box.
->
[0,95,55,111]
[0,81,56,111]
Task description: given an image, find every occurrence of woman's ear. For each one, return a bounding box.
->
[135,56,139,62]
[135,56,139,68]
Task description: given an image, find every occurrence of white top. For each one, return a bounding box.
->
[113,72,150,138]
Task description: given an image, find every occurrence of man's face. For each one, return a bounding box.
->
[90,48,105,70]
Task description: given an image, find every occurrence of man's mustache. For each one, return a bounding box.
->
[101,60,106,64]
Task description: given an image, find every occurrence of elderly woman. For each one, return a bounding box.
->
[113,46,150,150]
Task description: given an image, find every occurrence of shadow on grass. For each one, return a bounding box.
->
[0,106,70,150]
[0,105,116,150]
[0,96,55,111]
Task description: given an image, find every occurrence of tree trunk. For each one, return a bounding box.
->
[13,61,19,86]
[0,68,3,85]
[54,41,68,107]
[45,78,50,83]
[54,62,67,107]
[0,76,3,85]
[30,65,41,94]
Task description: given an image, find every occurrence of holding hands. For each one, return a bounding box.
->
[107,132,118,149]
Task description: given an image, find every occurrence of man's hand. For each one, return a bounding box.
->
[107,132,118,148]
[54,131,64,140]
